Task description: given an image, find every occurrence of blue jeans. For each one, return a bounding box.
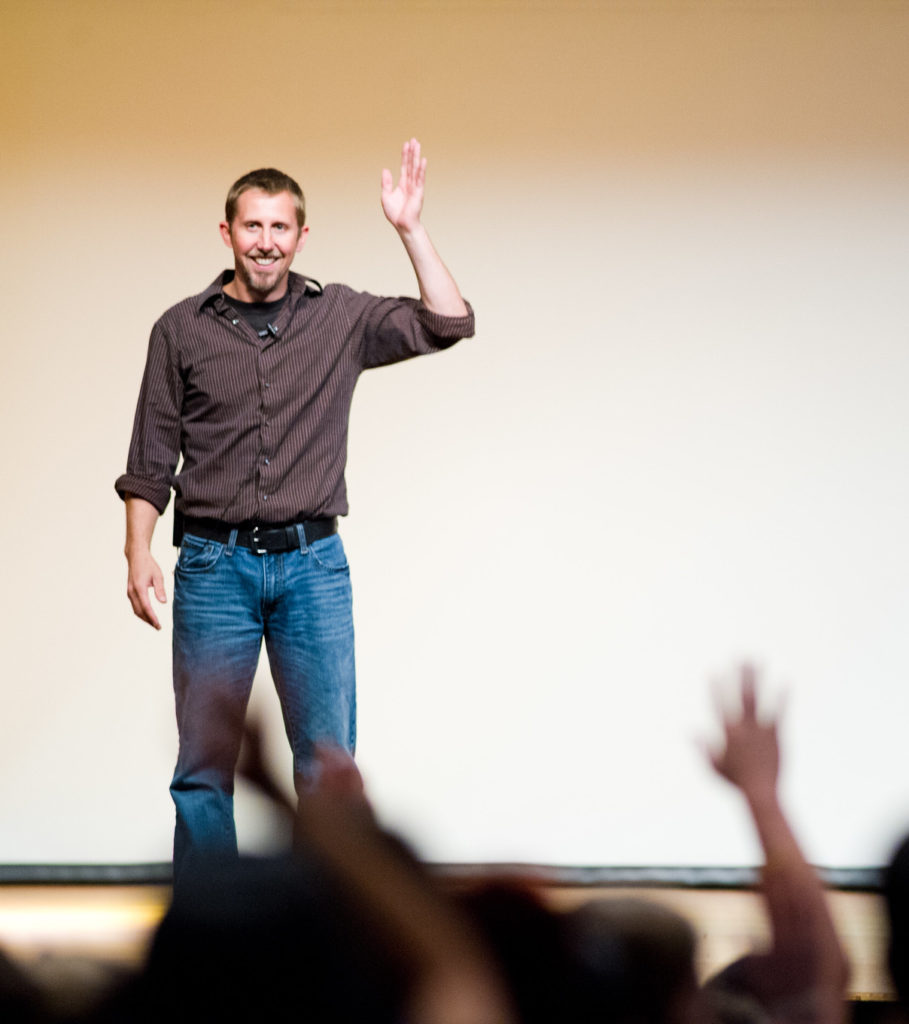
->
[170,526,355,884]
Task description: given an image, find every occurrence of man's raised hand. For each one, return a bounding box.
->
[381,137,426,234]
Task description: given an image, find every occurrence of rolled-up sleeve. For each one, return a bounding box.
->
[114,320,183,513]
[414,302,476,348]
[354,291,476,370]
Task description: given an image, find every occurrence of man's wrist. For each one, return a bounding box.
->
[396,221,429,248]
[742,784,780,814]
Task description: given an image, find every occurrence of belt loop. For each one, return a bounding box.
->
[226,528,238,556]
[296,522,309,554]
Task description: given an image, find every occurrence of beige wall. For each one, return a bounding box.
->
[2,0,909,865]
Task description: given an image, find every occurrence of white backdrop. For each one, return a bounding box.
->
[2,1,908,869]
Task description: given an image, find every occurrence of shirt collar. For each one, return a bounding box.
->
[196,271,322,313]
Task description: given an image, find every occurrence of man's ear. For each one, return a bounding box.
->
[295,225,310,253]
[219,220,233,248]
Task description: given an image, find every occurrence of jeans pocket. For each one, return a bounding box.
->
[176,535,225,573]
[308,534,349,574]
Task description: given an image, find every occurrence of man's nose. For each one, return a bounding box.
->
[258,228,273,252]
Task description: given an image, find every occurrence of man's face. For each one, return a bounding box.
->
[220,189,308,302]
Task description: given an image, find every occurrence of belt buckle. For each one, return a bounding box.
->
[251,525,267,555]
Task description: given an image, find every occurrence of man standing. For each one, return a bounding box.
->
[115,139,474,883]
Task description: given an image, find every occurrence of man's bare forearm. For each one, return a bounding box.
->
[124,495,166,630]
[125,495,159,554]
[397,222,469,317]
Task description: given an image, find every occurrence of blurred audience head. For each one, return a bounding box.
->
[885,831,909,1007]
[563,896,701,1024]
[116,855,407,1023]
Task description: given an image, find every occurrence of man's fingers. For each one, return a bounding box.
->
[153,569,167,604]
[400,138,423,190]
[739,662,758,720]
[409,138,421,182]
[129,590,161,630]
[138,589,161,630]
[400,141,410,186]
[127,574,164,630]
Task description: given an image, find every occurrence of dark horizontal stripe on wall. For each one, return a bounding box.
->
[0,862,884,890]
[0,863,174,885]
[428,863,884,891]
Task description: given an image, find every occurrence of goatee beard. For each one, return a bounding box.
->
[238,263,279,297]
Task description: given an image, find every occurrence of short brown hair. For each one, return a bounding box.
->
[225,168,306,228]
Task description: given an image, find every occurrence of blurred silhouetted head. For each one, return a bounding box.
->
[563,896,701,1024]
[885,831,909,1007]
[128,855,405,1024]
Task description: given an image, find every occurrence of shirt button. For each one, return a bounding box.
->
[264,457,270,465]
[265,382,271,388]
[263,494,269,501]
[231,318,239,325]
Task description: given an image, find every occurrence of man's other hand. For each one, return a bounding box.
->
[126,548,166,630]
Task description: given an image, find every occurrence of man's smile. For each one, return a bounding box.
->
[220,188,309,302]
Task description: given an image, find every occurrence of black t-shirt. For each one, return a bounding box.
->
[225,292,289,340]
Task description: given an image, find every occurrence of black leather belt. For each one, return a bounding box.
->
[181,516,337,554]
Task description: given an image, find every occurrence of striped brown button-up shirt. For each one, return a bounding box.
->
[116,271,475,525]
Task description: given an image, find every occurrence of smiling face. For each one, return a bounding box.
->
[220,188,309,302]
